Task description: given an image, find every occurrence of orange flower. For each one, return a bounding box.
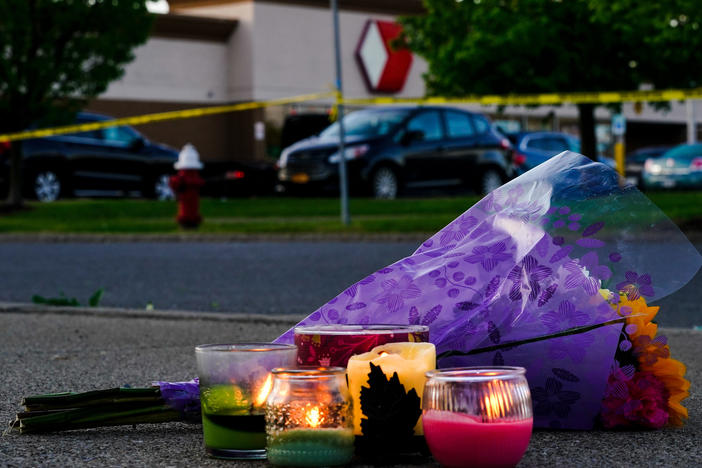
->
[612,294,690,426]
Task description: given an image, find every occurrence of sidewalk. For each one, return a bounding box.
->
[1,304,699,467]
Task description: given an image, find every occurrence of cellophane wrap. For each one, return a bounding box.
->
[276,152,701,429]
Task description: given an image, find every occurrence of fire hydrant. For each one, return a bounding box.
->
[169,143,204,229]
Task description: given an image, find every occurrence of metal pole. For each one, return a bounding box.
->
[687,99,696,144]
[331,0,350,226]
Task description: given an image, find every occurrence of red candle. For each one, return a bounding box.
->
[423,410,532,468]
[294,325,429,367]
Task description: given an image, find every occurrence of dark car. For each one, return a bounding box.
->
[507,131,618,174]
[277,106,514,198]
[642,143,702,189]
[506,131,580,174]
[0,112,179,202]
[0,112,275,201]
[625,145,671,187]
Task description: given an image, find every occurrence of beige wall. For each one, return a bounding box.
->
[251,2,428,101]
[102,37,229,103]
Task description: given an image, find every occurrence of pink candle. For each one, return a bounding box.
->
[423,410,532,468]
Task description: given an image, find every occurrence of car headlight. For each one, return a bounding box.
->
[328,145,370,164]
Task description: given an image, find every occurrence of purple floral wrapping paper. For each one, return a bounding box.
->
[275,152,701,429]
[154,378,201,422]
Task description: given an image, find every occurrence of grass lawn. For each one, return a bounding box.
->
[0,191,699,235]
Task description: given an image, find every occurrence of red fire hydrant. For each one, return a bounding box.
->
[169,143,204,229]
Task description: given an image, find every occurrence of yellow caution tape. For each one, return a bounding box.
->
[3,86,702,143]
[342,87,702,107]
[0,92,335,143]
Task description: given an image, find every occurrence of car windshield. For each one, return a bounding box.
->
[319,109,410,138]
[662,144,702,161]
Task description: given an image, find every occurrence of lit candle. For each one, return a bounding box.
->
[422,411,532,468]
[346,342,436,435]
[265,368,355,467]
[422,367,533,468]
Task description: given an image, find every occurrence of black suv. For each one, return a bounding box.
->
[0,112,179,202]
[277,106,514,198]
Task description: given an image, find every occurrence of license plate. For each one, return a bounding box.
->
[291,173,309,184]
[662,178,676,188]
[625,176,638,186]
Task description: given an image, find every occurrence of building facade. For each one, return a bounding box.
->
[88,0,696,163]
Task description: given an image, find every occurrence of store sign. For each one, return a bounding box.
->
[355,20,413,94]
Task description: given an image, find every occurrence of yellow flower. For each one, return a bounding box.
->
[611,294,690,426]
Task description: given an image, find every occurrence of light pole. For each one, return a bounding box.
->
[331,0,350,225]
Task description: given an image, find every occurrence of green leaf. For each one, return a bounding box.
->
[88,288,104,307]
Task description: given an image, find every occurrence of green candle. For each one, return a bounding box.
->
[267,427,354,467]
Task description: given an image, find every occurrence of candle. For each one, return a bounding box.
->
[267,426,355,467]
[294,324,429,367]
[195,343,297,460]
[346,342,436,435]
[422,367,533,468]
[265,368,354,467]
[423,411,532,468]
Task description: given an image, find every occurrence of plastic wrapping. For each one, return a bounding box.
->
[276,152,701,429]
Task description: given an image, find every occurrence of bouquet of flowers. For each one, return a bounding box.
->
[276,152,700,430]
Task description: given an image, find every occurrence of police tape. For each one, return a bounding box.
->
[4,86,702,143]
[342,87,702,107]
[0,92,335,143]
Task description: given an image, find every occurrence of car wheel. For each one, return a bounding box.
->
[479,168,503,195]
[33,170,62,202]
[372,167,399,199]
[152,174,175,201]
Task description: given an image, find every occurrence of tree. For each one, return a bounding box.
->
[0,0,154,207]
[400,0,702,160]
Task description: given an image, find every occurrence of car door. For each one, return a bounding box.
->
[441,110,480,179]
[397,109,445,184]
[71,124,146,193]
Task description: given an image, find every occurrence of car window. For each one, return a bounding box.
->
[526,136,569,152]
[663,144,702,162]
[319,109,409,138]
[405,110,443,141]
[445,111,475,138]
[472,115,490,134]
[101,126,139,146]
[62,129,102,140]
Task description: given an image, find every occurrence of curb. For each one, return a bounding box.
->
[2,301,698,334]
[0,233,431,243]
[0,301,303,325]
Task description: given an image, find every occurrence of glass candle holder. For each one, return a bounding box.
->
[195,343,297,460]
[422,367,533,468]
[294,324,429,367]
[265,367,354,467]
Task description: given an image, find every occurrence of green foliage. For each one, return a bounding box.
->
[0,0,154,133]
[401,0,702,96]
[400,0,702,158]
[32,288,104,307]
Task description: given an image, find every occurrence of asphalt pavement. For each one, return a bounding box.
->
[0,241,700,328]
[0,307,700,467]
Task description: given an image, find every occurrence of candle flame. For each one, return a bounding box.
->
[379,351,390,357]
[483,380,509,421]
[305,406,323,428]
[254,374,273,407]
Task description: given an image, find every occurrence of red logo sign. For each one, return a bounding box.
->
[355,20,413,94]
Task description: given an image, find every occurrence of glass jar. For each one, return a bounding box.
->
[195,343,297,460]
[294,324,430,367]
[422,367,533,468]
[265,367,354,467]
